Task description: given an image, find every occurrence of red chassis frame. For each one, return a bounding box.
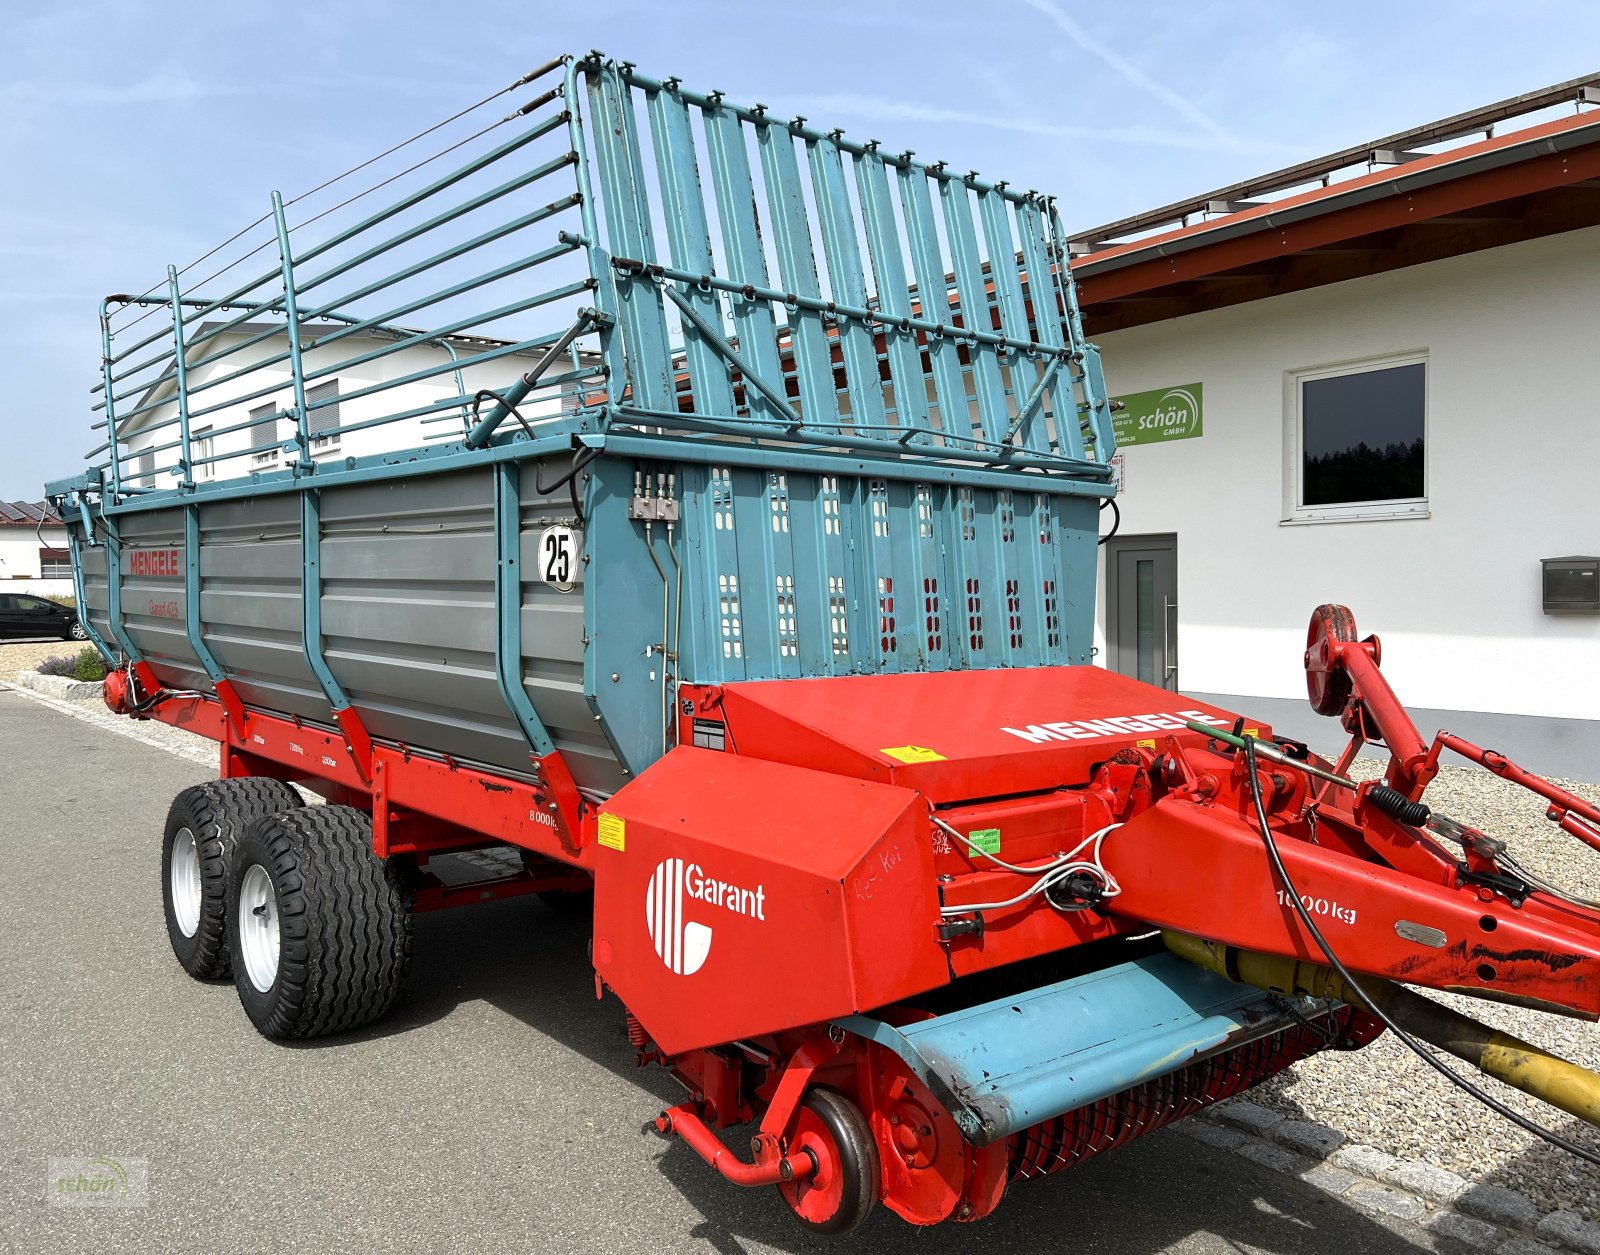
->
[121,690,597,912]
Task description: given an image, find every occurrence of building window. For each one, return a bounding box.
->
[1285,355,1427,524]
[306,379,341,453]
[39,548,72,579]
[192,424,215,480]
[250,403,279,468]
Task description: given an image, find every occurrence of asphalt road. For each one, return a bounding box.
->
[0,687,1469,1254]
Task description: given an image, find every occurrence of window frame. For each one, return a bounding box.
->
[306,379,341,455]
[192,424,215,481]
[1282,351,1429,526]
[38,548,72,580]
[249,402,280,469]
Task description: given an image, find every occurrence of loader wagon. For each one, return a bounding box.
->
[50,51,1600,1231]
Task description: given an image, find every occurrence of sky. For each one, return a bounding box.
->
[3,0,1599,500]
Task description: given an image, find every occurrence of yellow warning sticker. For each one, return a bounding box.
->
[597,812,626,852]
[1243,727,1260,739]
[1137,738,1157,749]
[880,745,947,764]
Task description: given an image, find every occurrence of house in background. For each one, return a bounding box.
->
[0,500,73,597]
[118,321,589,488]
[1070,73,1600,773]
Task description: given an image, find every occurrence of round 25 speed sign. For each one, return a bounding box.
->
[539,526,581,593]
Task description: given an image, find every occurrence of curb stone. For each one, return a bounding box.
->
[1459,1183,1543,1230]
[1182,1105,1598,1252]
[1538,1212,1600,1255]
[11,669,104,701]
[1385,1160,1468,1204]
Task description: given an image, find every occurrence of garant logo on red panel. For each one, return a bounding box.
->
[644,858,766,976]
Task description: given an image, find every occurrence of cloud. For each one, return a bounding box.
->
[1017,0,1238,144]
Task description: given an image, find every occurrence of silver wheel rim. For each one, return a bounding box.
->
[237,864,280,993]
[169,827,201,938]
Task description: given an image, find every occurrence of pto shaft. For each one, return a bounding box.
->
[1166,932,1600,1128]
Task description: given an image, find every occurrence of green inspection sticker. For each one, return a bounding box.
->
[968,828,1001,856]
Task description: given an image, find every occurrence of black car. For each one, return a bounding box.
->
[0,592,88,640]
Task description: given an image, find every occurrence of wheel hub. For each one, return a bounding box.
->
[237,863,280,993]
[169,827,201,938]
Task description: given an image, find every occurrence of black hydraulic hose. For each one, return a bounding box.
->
[1098,497,1120,547]
[470,389,598,524]
[535,444,599,525]
[1242,739,1600,1169]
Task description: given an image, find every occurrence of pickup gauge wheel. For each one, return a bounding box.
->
[226,805,412,1040]
[1305,603,1359,717]
[778,1089,881,1235]
[161,778,301,980]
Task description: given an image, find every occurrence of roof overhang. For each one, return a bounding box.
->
[1071,111,1600,334]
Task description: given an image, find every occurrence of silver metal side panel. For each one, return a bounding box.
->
[200,495,325,721]
[117,509,206,692]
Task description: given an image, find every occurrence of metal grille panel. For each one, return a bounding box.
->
[1008,1009,1375,1183]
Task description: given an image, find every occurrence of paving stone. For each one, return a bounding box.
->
[1329,1143,1399,1179]
[1298,1164,1361,1198]
[1214,1101,1285,1137]
[1274,1119,1346,1160]
[1183,1121,1247,1151]
[1347,1183,1429,1224]
[1457,1183,1540,1230]
[1424,1210,1500,1248]
[1233,1140,1300,1174]
[1536,1209,1600,1255]
[1496,1240,1561,1255]
[1383,1160,1468,1204]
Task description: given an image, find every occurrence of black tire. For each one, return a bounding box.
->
[65,620,89,641]
[778,1088,880,1235]
[226,805,412,1040]
[161,777,301,980]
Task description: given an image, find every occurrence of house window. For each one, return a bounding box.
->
[306,379,341,453]
[250,403,279,467]
[1285,355,1427,524]
[192,425,215,480]
[39,548,72,579]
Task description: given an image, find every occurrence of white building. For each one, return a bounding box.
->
[0,500,73,597]
[119,322,582,487]
[1071,76,1600,774]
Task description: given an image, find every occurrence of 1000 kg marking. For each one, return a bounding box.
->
[1276,889,1357,926]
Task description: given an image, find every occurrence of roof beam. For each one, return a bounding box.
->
[1067,71,1600,247]
[1074,139,1600,306]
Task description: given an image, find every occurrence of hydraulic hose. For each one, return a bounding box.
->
[1206,739,1600,1168]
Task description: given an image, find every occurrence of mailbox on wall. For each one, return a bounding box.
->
[1542,557,1600,614]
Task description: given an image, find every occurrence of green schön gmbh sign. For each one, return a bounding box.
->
[1111,383,1203,447]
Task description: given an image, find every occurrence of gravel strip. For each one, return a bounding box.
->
[1245,757,1600,1219]
[0,637,92,675]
